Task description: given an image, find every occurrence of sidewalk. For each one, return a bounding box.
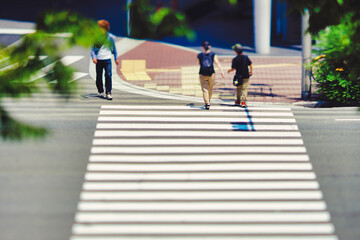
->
[0,17,303,104]
[115,38,303,104]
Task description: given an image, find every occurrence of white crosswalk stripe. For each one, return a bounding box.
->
[72,223,335,234]
[92,138,304,145]
[96,123,298,129]
[84,172,316,180]
[69,105,338,240]
[75,211,330,222]
[80,191,323,201]
[88,154,310,162]
[86,163,313,171]
[94,130,301,137]
[99,110,294,117]
[97,117,297,123]
[70,237,338,240]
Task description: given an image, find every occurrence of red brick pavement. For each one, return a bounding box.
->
[117,41,197,69]
[116,40,302,103]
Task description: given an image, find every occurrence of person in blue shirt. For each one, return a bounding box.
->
[91,20,119,100]
[197,41,224,110]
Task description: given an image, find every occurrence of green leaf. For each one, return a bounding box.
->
[151,8,171,25]
[129,0,194,40]
[0,106,48,141]
[0,10,107,140]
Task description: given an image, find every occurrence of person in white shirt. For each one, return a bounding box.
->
[91,20,119,100]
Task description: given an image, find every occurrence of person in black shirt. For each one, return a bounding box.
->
[228,43,253,108]
[197,41,224,110]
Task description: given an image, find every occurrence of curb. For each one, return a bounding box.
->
[292,101,360,108]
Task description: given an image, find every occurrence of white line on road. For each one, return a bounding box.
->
[96,122,298,129]
[80,191,323,201]
[74,211,329,223]
[86,163,312,171]
[101,105,292,111]
[61,56,84,65]
[99,110,294,117]
[69,72,89,82]
[82,181,319,190]
[94,130,302,137]
[77,201,327,211]
[91,146,307,154]
[92,138,304,146]
[71,223,335,234]
[335,119,360,122]
[30,56,84,82]
[70,236,338,240]
[88,154,310,162]
[84,172,316,181]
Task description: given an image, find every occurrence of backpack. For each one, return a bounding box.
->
[199,52,215,76]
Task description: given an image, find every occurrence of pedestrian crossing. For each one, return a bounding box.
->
[69,104,338,240]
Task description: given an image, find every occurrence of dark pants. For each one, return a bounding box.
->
[96,59,112,94]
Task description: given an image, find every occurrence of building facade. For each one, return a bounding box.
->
[1,0,301,51]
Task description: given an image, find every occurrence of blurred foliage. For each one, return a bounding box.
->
[128,0,195,40]
[286,0,360,35]
[0,106,48,140]
[312,14,360,104]
[0,11,105,141]
[287,0,360,104]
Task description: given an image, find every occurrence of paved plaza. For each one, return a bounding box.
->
[115,38,303,104]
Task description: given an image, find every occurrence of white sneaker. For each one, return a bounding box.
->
[106,93,113,100]
[98,92,104,98]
